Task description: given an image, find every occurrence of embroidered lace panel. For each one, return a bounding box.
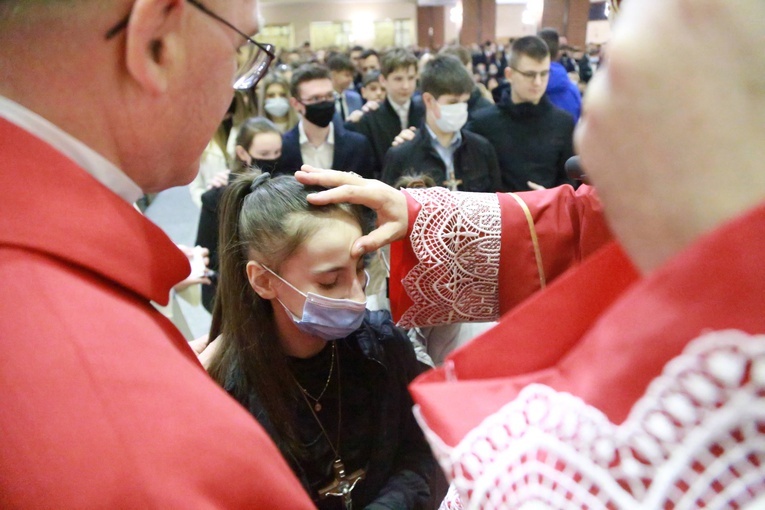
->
[418,330,765,509]
[400,188,502,329]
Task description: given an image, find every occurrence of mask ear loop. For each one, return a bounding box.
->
[256,262,308,320]
[259,263,309,298]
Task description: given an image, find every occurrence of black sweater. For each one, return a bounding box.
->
[226,311,435,510]
[466,96,575,191]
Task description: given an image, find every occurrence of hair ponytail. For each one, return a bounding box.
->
[206,173,371,458]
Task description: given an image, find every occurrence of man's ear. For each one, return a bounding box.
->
[124,0,185,94]
[504,66,513,81]
[289,96,303,115]
[246,261,277,299]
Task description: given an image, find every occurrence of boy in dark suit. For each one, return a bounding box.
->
[346,48,424,178]
[327,54,363,121]
[279,64,374,178]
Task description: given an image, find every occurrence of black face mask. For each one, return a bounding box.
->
[249,158,280,175]
[302,100,336,128]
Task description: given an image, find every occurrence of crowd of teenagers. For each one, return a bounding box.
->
[191,29,598,203]
[3,0,765,508]
[192,32,593,319]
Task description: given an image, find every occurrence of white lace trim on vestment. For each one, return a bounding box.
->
[416,330,765,509]
[400,188,502,328]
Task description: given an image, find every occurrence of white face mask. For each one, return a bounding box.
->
[265,97,290,118]
[434,102,468,133]
[263,265,368,341]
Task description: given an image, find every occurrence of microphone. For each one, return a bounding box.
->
[565,156,589,185]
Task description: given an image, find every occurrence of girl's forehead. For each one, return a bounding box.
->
[252,132,282,148]
[287,216,362,267]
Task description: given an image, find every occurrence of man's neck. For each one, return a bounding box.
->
[389,96,411,108]
[427,118,456,148]
[303,120,330,147]
[511,95,542,106]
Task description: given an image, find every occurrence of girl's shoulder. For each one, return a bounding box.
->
[354,310,416,358]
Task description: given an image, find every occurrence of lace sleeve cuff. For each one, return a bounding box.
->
[396,188,502,328]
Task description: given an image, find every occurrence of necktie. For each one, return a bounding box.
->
[337,95,346,121]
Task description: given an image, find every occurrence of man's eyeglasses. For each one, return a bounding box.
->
[105,0,275,90]
[511,68,550,81]
[299,93,337,106]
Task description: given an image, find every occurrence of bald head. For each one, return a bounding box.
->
[575,0,765,273]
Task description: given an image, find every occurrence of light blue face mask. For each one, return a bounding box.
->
[263,265,368,341]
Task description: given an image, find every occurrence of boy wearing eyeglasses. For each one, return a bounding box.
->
[467,35,576,192]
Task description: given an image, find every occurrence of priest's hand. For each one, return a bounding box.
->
[295,165,409,257]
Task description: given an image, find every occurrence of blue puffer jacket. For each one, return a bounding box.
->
[545,61,581,124]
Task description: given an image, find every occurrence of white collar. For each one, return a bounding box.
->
[389,98,412,115]
[0,95,143,204]
[298,120,335,146]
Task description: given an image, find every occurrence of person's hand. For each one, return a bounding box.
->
[174,245,211,291]
[527,181,546,190]
[392,127,417,147]
[346,110,364,123]
[295,165,409,257]
[347,100,380,123]
[361,100,379,113]
[188,334,209,355]
[207,169,230,189]
[196,335,221,370]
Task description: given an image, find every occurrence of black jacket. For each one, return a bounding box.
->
[346,97,425,179]
[195,185,225,312]
[382,127,501,192]
[279,118,376,178]
[467,86,493,120]
[226,310,435,510]
[466,96,575,191]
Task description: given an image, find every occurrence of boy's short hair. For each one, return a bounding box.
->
[509,36,550,68]
[438,44,472,67]
[289,63,331,99]
[537,28,560,59]
[326,54,355,74]
[362,70,382,87]
[380,48,419,77]
[419,55,475,98]
[360,49,378,60]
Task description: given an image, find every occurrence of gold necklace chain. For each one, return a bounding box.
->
[295,341,341,458]
[295,342,366,508]
[293,342,335,412]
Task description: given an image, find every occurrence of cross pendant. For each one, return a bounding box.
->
[319,458,365,510]
[442,177,462,191]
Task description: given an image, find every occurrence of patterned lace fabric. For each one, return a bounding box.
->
[400,188,502,329]
[420,330,765,509]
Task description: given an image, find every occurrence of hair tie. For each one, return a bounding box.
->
[250,172,271,192]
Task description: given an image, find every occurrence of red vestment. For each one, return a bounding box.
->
[391,186,765,507]
[0,120,314,509]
